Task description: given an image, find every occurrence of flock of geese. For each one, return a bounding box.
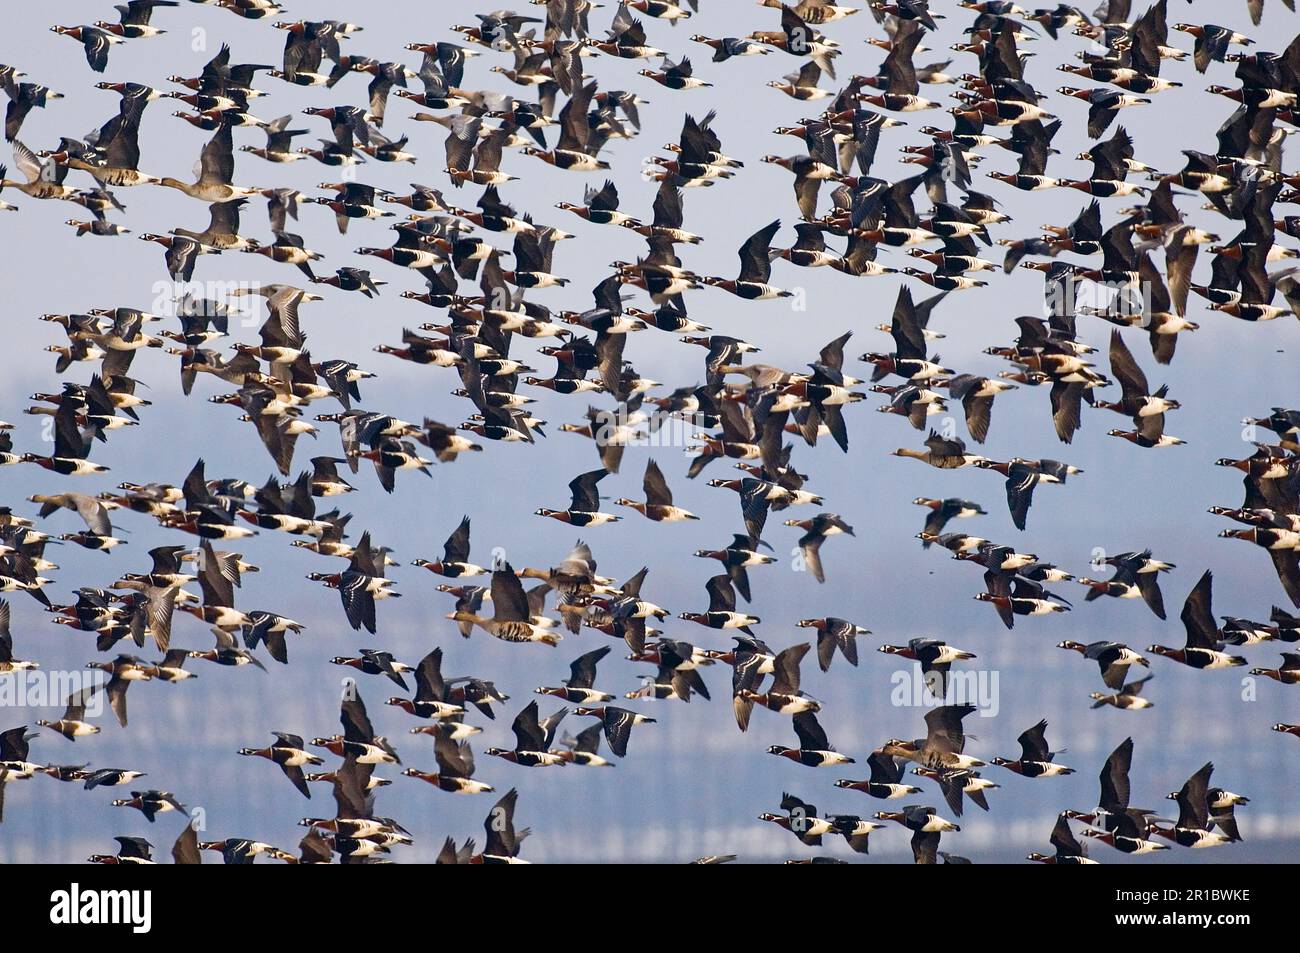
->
[0,0,1299,863]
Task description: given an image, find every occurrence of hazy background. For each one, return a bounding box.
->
[1,0,1298,863]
